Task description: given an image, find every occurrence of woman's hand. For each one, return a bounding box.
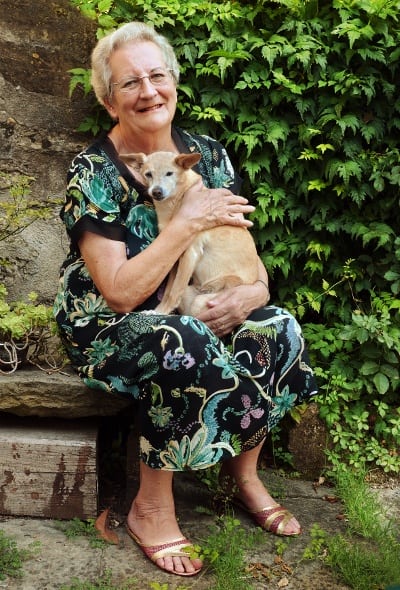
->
[175,179,255,232]
[196,275,270,337]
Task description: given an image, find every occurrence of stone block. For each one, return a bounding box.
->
[0,416,98,519]
[0,366,134,418]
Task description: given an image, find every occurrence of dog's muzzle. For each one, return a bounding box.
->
[149,186,165,201]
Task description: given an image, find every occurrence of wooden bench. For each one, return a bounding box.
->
[0,366,134,519]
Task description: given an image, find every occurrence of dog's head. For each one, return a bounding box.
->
[120,151,201,201]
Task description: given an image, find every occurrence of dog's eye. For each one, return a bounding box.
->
[144,171,153,180]
[166,171,174,177]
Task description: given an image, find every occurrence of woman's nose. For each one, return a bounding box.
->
[138,76,158,97]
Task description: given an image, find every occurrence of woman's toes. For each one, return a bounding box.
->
[287,516,301,535]
[158,555,201,575]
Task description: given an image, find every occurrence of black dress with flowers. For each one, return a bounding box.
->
[54,126,317,470]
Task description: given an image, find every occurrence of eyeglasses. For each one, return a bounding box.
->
[112,68,174,94]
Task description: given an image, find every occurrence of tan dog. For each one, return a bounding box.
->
[121,151,259,315]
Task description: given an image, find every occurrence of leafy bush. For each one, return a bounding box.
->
[68,0,400,472]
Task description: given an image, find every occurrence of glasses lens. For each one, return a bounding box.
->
[120,78,140,92]
[149,71,169,85]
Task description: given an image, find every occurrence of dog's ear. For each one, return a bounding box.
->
[119,152,147,170]
[175,153,201,170]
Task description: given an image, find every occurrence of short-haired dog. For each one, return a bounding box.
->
[120,151,259,316]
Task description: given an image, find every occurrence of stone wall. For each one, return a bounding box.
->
[0,0,97,302]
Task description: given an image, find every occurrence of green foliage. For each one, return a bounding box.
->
[200,515,263,590]
[0,283,58,373]
[0,173,58,242]
[56,518,110,549]
[324,467,400,590]
[0,529,40,580]
[0,172,62,372]
[302,524,329,561]
[68,0,400,472]
[299,469,400,589]
[306,291,400,473]
[0,285,54,341]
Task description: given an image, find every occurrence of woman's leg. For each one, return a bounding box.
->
[126,461,203,575]
[220,439,301,535]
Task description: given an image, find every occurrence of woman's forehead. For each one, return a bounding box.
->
[110,40,166,74]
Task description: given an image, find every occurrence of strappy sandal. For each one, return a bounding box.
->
[125,524,202,577]
[233,497,302,536]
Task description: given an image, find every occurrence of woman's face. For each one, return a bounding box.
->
[105,40,177,137]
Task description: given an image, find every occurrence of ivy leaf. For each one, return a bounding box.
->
[373,372,390,395]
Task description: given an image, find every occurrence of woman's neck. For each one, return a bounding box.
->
[109,123,178,155]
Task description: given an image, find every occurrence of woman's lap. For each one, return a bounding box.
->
[68,305,317,470]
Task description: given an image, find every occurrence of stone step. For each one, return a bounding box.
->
[0,366,133,418]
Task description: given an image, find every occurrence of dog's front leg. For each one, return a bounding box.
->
[155,246,199,314]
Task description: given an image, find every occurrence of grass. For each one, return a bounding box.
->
[55,517,110,549]
[322,467,400,590]
[299,467,400,590]
[199,514,264,590]
[0,529,40,580]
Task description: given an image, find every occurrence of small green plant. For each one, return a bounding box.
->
[0,172,56,243]
[0,283,58,373]
[275,538,290,557]
[200,515,263,590]
[0,171,64,373]
[56,518,110,549]
[302,524,329,560]
[0,529,40,580]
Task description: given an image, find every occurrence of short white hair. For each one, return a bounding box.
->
[91,21,180,106]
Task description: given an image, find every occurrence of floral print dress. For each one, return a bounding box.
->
[54,126,318,470]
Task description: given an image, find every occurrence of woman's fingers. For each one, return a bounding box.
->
[179,185,255,229]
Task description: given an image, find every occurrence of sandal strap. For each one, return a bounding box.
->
[141,538,192,562]
[252,505,294,534]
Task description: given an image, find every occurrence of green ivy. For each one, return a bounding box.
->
[67,0,400,473]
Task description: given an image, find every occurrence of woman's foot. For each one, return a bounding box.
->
[126,498,203,576]
[220,453,301,536]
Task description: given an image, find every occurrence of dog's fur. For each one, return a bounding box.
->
[120,150,259,315]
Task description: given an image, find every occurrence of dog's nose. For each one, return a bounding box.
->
[150,186,164,201]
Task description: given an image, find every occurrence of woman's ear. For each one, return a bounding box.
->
[104,97,118,121]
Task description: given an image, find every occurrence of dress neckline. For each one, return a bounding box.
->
[98,126,190,191]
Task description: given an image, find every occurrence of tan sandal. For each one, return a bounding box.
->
[125,524,202,577]
[233,498,302,536]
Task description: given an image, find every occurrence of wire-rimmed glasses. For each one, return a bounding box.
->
[111,68,174,95]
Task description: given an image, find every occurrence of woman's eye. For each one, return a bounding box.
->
[151,73,165,82]
[123,78,139,89]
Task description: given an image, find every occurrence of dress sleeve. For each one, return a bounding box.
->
[60,149,128,246]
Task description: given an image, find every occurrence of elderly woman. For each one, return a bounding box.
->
[54,21,317,577]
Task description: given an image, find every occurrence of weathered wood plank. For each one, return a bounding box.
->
[0,417,98,519]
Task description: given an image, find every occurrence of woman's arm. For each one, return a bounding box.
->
[79,181,255,313]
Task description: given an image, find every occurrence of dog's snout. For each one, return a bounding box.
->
[150,186,165,201]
